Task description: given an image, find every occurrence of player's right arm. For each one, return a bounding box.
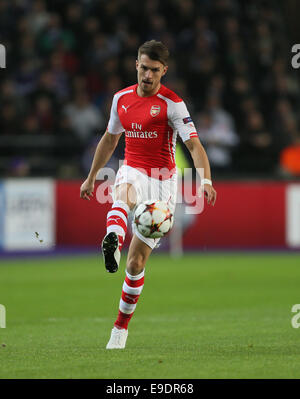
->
[80,131,122,200]
[80,92,125,200]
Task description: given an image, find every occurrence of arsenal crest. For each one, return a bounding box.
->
[150,105,160,117]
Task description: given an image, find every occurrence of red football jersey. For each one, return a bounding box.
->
[107,83,198,179]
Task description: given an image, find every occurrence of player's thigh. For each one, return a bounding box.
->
[126,234,153,275]
[162,175,177,214]
[115,183,137,210]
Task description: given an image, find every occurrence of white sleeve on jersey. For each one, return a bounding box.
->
[167,100,198,142]
[107,94,124,134]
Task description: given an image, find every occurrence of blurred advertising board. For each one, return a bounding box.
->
[55,180,300,250]
[0,179,55,250]
[286,184,300,247]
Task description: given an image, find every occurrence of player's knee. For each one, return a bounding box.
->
[126,257,144,276]
[115,183,136,210]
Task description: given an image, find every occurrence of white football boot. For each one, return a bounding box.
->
[106,327,128,349]
[101,232,120,273]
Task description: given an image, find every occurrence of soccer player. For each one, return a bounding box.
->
[80,40,217,349]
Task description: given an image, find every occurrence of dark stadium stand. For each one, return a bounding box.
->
[0,0,300,179]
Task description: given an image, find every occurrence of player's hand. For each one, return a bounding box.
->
[198,184,217,206]
[80,178,95,201]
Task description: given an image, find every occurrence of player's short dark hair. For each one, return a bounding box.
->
[138,40,169,66]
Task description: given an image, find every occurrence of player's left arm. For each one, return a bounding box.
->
[184,137,217,206]
[169,98,216,205]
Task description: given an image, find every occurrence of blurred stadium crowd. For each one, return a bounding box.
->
[0,0,300,178]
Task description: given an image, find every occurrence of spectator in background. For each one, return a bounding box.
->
[229,75,253,108]
[0,79,25,115]
[226,37,247,73]
[194,15,217,49]
[7,158,31,177]
[207,74,226,100]
[222,15,239,42]
[27,0,50,35]
[94,74,122,110]
[38,13,75,54]
[196,97,239,172]
[0,101,21,135]
[271,98,298,149]
[14,59,38,96]
[22,115,40,135]
[205,94,234,129]
[63,3,84,37]
[81,135,121,177]
[86,33,120,68]
[226,74,255,130]
[120,32,140,57]
[34,95,56,134]
[64,91,104,144]
[280,134,300,176]
[237,95,260,131]
[100,57,120,81]
[238,109,276,172]
[272,73,300,106]
[253,21,274,69]
[175,0,195,31]
[146,14,168,41]
[17,33,40,69]
[48,50,71,100]
[30,70,59,112]
[188,35,217,107]
[244,110,272,150]
[120,55,138,87]
[0,0,14,38]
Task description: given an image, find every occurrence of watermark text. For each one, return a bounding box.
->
[291,304,300,328]
[0,44,6,69]
[0,304,6,328]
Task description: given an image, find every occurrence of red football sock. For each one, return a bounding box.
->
[106,200,130,251]
[114,270,145,330]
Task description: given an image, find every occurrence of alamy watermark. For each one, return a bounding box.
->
[0,304,6,328]
[291,44,300,69]
[0,43,6,69]
[291,304,300,328]
[94,163,207,215]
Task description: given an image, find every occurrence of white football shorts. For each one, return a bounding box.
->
[111,164,177,249]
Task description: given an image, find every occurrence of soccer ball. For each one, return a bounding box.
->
[134,200,174,239]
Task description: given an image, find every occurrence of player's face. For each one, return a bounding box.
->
[136,54,168,96]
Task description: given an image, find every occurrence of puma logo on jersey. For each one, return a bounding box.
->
[122,105,129,113]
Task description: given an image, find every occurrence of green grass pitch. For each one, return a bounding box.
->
[1,252,300,379]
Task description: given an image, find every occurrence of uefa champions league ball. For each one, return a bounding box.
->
[134,200,174,239]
